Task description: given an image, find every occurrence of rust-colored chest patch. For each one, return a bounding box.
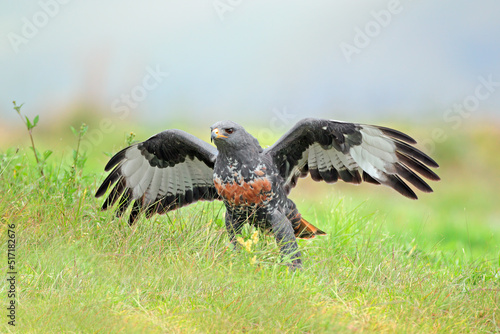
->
[214,176,273,207]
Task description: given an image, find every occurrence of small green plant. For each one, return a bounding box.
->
[125,131,136,146]
[69,123,89,181]
[12,101,52,177]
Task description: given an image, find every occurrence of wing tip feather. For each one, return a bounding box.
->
[375,125,417,144]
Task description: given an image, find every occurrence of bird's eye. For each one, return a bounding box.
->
[225,128,234,134]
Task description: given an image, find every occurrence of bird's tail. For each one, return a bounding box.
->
[294,217,326,239]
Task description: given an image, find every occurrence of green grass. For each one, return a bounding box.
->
[1,123,500,333]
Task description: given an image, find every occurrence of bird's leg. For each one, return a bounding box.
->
[269,209,302,270]
[225,210,245,249]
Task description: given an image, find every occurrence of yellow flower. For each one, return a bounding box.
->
[244,240,252,252]
[250,256,257,265]
[236,236,245,246]
[251,231,259,245]
[236,237,252,251]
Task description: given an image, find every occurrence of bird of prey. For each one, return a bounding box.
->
[95,118,439,268]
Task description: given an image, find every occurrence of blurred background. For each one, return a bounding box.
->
[2,0,500,131]
[1,1,499,257]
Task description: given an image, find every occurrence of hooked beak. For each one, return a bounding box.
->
[211,128,227,142]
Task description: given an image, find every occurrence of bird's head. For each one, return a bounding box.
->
[210,120,262,153]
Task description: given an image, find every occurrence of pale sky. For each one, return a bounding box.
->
[1,0,499,128]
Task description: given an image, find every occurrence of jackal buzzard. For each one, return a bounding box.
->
[96,118,439,268]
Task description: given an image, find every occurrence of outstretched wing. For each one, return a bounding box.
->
[95,129,220,224]
[264,118,440,198]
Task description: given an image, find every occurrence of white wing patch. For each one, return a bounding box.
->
[121,151,144,178]
[144,167,162,206]
[118,146,214,202]
[349,126,398,180]
[311,143,330,172]
[165,166,175,197]
[284,125,403,188]
[308,143,357,174]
